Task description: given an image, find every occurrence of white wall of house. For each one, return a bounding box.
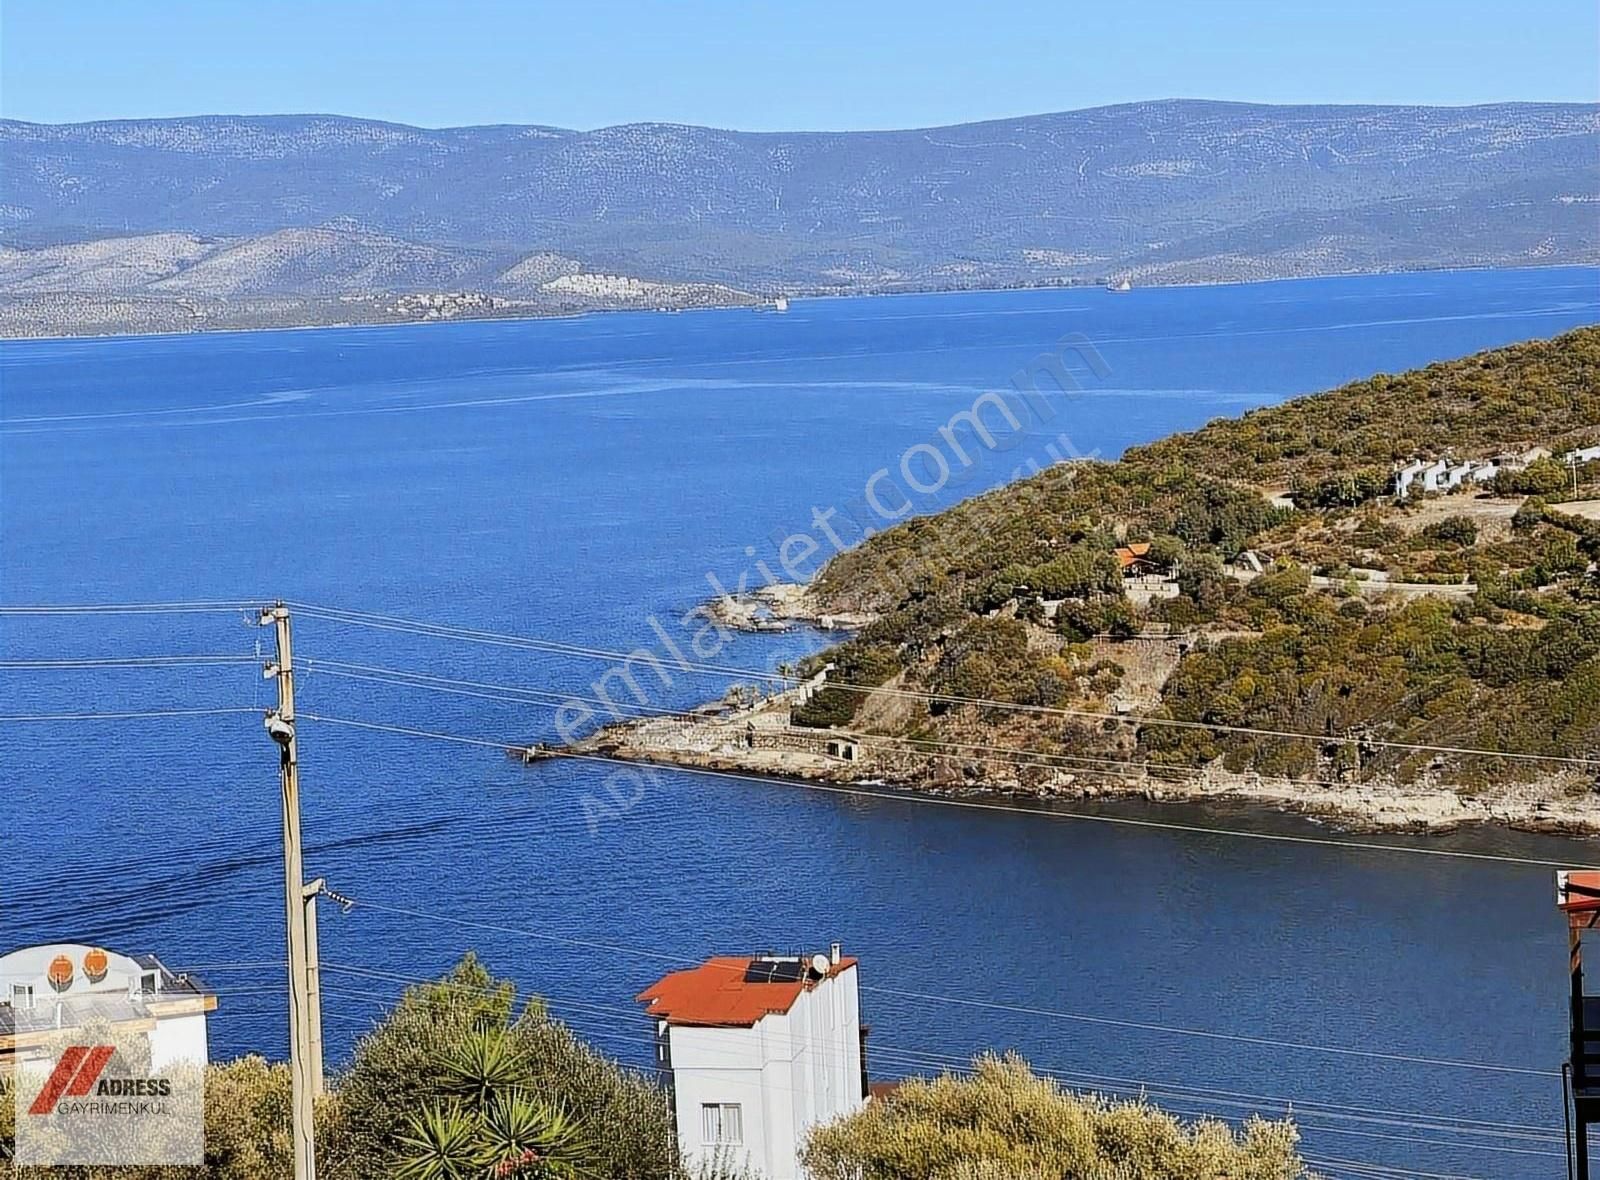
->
[1419,459,1449,493]
[149,1011,209,1071]
[666,965,862,1179]
[1394,460,1426,498]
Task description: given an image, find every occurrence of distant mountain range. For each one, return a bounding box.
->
[1,101,1596,334]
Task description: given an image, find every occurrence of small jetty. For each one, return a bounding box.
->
[507,742,562,765]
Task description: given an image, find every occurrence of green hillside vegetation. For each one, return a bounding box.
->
[811,461,1285,618]
[1127,326,1600,498]
[801,328,1600,794]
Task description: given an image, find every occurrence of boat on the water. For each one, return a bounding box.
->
[771,295,790,311]
[1106,276,1133,293]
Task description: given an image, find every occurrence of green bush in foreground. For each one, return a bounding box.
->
[803,1054,1313,1180]
[331,955,675,1180]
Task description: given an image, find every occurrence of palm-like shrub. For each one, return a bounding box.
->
[478,1093,587,1175]
[330,955,675,1180]
[440,1027,536,1110]
[395,1024,590,1180]
[396,1104,487,1180]
[395,1082,587,1180]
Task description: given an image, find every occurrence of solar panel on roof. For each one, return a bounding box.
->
[743,958,806,984]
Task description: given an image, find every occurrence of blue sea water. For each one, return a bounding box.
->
[4,267,1600,1176]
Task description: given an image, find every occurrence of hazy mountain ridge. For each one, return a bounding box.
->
[0,229,756,336]
[1,101,1596,334]
[0,229,480,296]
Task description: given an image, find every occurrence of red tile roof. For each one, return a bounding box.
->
[1114,542,1153,570]
[637,956,857,1027]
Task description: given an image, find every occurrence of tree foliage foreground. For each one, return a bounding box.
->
[803,1054,1313,1180]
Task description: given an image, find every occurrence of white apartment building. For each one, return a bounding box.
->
[638,946,866,1179]
[0,943,215,1076]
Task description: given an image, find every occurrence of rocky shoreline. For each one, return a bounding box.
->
[540,674,1600,838]
[703,582,874,633]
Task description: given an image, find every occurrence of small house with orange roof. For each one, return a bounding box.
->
[1114,541,1163,578]
[637,944,865,1179]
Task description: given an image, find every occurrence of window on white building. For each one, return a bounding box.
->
[11,984,34,1010]
[701,1102,743,1145]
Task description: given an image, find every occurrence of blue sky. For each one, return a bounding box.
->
[3,0,1596,129]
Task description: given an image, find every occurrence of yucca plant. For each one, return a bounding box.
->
[398,1091,590,1180]
[398,1023,594,1180]
[338,956,670,1180]
[479,1090,590,1178]
[440,1025,535,1109]
[395,1103,490,1180]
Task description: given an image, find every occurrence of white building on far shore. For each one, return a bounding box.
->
[0,943,216,1076]
[638,946,865,1179]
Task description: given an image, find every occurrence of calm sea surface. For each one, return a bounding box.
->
[5,268,1600,1177]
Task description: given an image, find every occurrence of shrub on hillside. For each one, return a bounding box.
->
[928,618,1074,710]
[1028,546,1123,600]
[1494,456,1570,497]
[1291,468,1388,510]
[1421,515,1478,547]
[1055,597,1137,642]
[1175,551,1232,617]
[793,640,904,728]
[802,1054,1311,1180]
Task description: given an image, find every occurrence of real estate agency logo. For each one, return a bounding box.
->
[28,1044,174,1117]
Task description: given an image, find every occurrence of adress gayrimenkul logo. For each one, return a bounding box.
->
[28,1044,174,1116]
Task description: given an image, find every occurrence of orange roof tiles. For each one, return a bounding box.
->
[1114,542,1153,570]
[637,956,858,1027]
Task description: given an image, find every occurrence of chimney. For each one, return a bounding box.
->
[830,941,841,966]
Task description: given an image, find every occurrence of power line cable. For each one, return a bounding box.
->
[0,706,261,723]
[1305,1154,1486,1180]
[286,600,1600,769]
[0,601,259,616]
[289,659,1600,860]
[293,657,1597,849]
[296,710,1598,871]
[307,877,1556,1079]
[313,959,1560,1143]
[299,658,1217,780]
[5,597,1593,768]
[0,655,261,670]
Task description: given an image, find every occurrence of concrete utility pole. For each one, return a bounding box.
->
[261,602,319,1180]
